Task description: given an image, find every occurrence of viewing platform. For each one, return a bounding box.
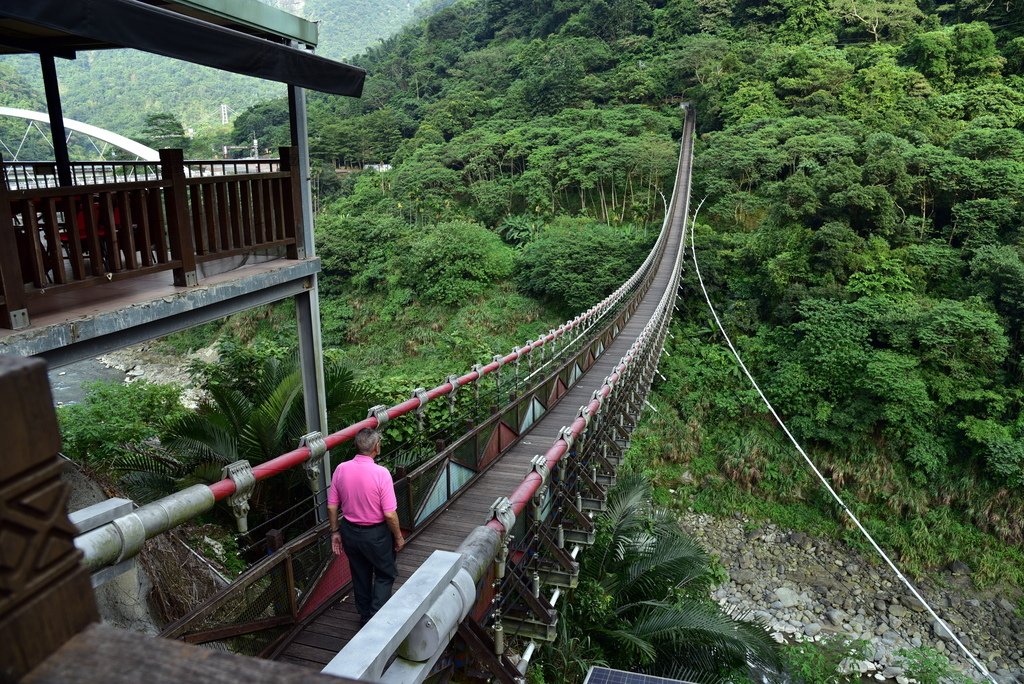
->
[0,151,318,365]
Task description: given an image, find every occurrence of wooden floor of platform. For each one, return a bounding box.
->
[274,211,684,671]
[2,256,304,335]
[0,255,319,364]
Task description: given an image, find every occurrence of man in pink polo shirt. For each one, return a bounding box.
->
[328,428,405,625]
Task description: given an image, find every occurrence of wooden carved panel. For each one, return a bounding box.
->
[0,356,98,681]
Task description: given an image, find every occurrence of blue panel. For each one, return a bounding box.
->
[448,461,475,494]
[415,469,448,526]
[520,396,546,433]
[583,667,696,684]
[569,362,582,384]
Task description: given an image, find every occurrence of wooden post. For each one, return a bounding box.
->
[278,146,304,259]
[0,356,99,680]
[0,157,29,329]
[160,149,198,287]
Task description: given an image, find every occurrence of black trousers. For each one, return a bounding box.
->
[340,518,397,622]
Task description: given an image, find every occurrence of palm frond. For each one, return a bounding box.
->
[615,534,710,602]
[629,604,780,673]
[590,472,652,580]
[177,461,232,488]
[120,470,180,504]
[241,367,303,461]
[111,442,186,478]
[164,411,239,464]
[589,625,658,664]
[204,383,254,432]
[323,359,369,427]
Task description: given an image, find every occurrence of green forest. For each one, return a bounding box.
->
[236,0,1024,675]
[286,0,1024,585]
[26,0,1024,680]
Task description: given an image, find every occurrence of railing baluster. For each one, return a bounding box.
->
[117,190,137,271]
[228,179,243,249]
[100,192,122,272]
[274,176,287,244]
[21,198,47,288]
[202,182,219,254]
[216,180,231,251]
[240,179,254,248]
[61,194,86,281]
[254,178,267,245]
[147,188,167,264]
[262,178,276,243]
[189,184,207,255]
[82,192,106,278]
[41,197,66,284]
[285,554,299,620]
[132,189,154,267]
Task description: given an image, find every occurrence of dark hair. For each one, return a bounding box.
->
[355,428,380,454]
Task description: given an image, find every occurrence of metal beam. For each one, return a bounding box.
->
[289,77,330,521]
[0,107,160,160]
[38,54,72,187]
[33,270,316,367]
[169,0,319,45]
[296,289,329,519]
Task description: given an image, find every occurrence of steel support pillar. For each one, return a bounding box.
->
[39,53,72,187]
[289,73,330,522]
[296,288,329,520]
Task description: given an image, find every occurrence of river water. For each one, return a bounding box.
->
[48,358,126,406]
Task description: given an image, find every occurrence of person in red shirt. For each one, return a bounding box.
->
[327,428,406,625]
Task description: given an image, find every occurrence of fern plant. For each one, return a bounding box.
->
[115,355,368,526]
[551,473,781,683]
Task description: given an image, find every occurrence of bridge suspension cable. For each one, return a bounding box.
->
[687,204,996,684]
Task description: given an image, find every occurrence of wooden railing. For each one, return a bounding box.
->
[159,523,334,658]
[2,159,281,191]
[0,148,302,330]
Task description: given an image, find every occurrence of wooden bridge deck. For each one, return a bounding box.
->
[276,203,685,670]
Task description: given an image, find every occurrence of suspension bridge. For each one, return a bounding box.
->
[0,2,1006,679]
[60,105,696,682]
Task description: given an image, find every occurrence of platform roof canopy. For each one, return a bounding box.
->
[0,0,365,97]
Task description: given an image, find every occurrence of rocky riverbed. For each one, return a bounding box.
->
[97,342,216,407]
[680,512,1024,683]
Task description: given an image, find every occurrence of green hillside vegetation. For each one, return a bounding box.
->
[281,0,1024,589]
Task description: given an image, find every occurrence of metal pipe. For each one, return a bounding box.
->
[76,485,214,569]
[517,641,537,675]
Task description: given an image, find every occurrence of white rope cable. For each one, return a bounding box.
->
[686,202,996,684]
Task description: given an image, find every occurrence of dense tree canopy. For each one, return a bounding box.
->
[298,0,1024,559]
